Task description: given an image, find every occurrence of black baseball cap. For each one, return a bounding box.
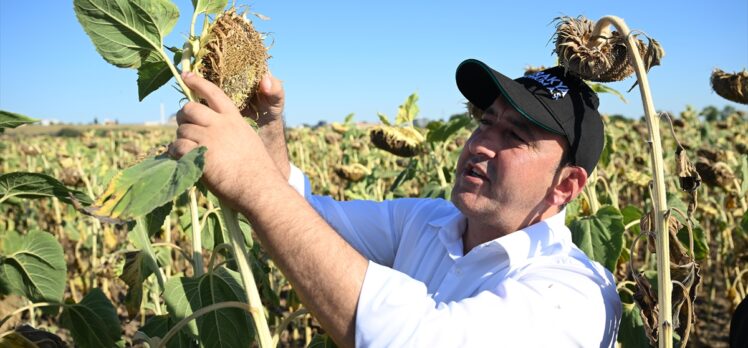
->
[455,58,605,175]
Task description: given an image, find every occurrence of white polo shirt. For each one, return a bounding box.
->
[289,166,621,347]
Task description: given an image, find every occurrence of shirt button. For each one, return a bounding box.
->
[454,267,462,275]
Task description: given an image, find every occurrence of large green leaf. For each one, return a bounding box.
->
[193,0,227,15]
[617,303,651,348]
[0,172,93,206]
[86,147,205,222]
[0,230,66,302]
[61,288,121,348]
[425,114,472,144]
[118,250,155,317]
[0,110,38,129]
[74,0,179,69]
[570,205,625,271]
[137,51,180,101]
[163,266,254,347]
[138,314,196,348]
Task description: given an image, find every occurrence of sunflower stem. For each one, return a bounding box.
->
[591,15,673,348]
[219,201,273,348]
[189,187,204,276]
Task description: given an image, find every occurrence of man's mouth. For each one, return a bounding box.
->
[464,163,488,181]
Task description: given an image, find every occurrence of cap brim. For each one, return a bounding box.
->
[456,59,564,135]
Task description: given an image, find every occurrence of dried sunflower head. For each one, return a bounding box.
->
[553,16,663,82]
[334,163,370,182]
[711,68,748,104]
[369,125,425,157]
[695,159,735,188]
[195,8,269,112]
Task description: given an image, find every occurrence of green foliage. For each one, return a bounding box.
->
[0,172,93,206]
[139,314,196,347]
[308,333,338,348]
[587,82,627,104]
[0,110,38,129]
[395,93,420,125]
[570,205,625,272]
[617,303,651,348]
[86,147,205,222]
[163,266,254,347]
[425,114,472,144]
[61,288,122,348]
[0,230,66,302]
[73,0,180,100]
[193,0,228,15]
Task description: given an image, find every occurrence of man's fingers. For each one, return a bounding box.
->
[181,72,238,115]
[168,139,199,159]
[177,101,214,126]
[259,72,284,105]
[176,123,207,144]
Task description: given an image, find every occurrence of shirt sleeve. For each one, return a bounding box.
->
[287,164,427,266]
[356,261,621,348]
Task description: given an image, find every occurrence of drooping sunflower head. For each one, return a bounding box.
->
[369,125,425,158]
[334,163,370,182]
[195,8,269,112]
[711,68,748,105]
[553,16,661,82]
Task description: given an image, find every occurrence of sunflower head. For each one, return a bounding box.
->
[711,68,748,105]
[369,125,425,157]
[195,8,269,112]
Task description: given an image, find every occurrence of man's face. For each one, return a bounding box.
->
[451,95,568,231]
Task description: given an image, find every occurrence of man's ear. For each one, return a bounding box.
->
[548,166,588,206]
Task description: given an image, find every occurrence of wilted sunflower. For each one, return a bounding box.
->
[711,68,748,104]
[553,16,664,82]
[194,8,269,112]
[334,163,370,182]
[370,125,425,158]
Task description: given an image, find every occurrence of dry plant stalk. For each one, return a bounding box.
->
[554,16,664,83]
[195,8,269,112]
[711,68,748,104]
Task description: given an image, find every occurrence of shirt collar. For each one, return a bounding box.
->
[488,209,570,266]
[429,206,570,263]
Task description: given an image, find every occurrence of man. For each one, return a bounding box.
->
[170,58,622,347]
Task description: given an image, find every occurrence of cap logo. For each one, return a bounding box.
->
[525,71,569,100]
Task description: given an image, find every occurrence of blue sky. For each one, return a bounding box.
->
[1,1,746,126]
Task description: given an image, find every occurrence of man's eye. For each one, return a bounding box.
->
[479,119,492,126]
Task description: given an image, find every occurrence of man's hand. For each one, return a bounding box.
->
[244,72,285,127]
[246,72,292,178]
[170,72,366,348]
[169,71,281,206]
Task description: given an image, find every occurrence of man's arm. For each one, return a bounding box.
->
[171,72,366,347]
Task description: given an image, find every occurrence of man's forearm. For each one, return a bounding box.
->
[236,174,367,348]
[258,118,291,179]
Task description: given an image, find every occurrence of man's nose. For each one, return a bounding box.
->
[467,133,496,159]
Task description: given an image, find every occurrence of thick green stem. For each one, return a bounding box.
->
[591,15,672,348]
[133,218,167,289]
[219,202,273,348]
[188,187,204,277]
